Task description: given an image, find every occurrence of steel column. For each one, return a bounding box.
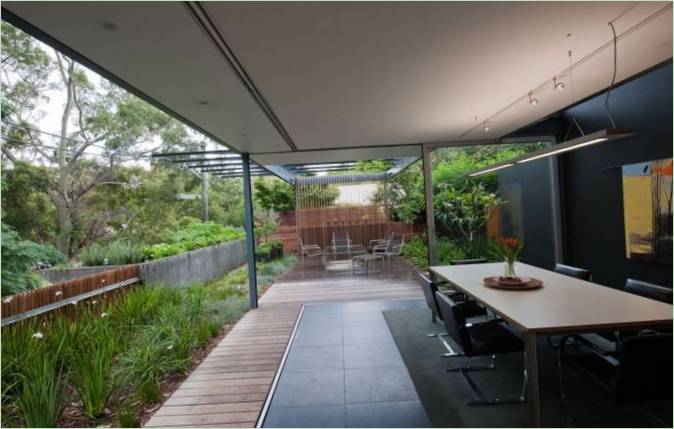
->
[242,153,258,309]
[422,144,437,266]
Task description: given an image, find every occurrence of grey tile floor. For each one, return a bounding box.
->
[262,300,431,428]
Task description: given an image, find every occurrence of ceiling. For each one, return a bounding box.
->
[3,1,672,166]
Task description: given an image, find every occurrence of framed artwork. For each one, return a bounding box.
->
[622,158,673,264]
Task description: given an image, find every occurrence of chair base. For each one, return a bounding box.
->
[446,354,527,407]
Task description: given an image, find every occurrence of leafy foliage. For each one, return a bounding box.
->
[1,224,66,295]
[1,255,297,427]
[142,221,245,260]
[380,144,541,260]
[255,208,279,243]
[70,315,119,418]
[79,240,144,266]
[253,177,295,211]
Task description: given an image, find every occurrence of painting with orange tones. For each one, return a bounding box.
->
[622,158,673,264]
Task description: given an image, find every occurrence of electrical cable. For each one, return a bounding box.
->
[605,22,618,129]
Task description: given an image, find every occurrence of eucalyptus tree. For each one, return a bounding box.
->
[1,23,200,256]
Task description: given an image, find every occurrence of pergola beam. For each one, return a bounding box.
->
[151,149,234,158]
[171,155,241,164]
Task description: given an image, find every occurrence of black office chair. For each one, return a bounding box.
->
[577,278,673,354]
[559,330,672,403]
[548,263,593,349]
[435,291,527,406]
[450,257,488,265]
[418,273,486,356]
[624,278,673,304]
[557,278,673,409]
[554,263,591,281]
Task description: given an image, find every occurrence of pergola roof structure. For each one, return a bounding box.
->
[152,150,418,182]
[3,2,671,168]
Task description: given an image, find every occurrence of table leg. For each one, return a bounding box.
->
[526,332,541,427]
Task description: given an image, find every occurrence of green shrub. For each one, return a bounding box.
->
[143,222,244,261]
[255,240,284,262]
[116,403,139,428]
[80,243,108,266]
[80,240,144,266]
[70,315,119,418]
[1,223,66,295]
[16,335,64,428]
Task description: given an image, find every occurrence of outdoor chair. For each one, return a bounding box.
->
[375,234,404,264]
[435,291,527,406]
[369,232,392,251]
[298,238,323,266]
[331,231,352,249]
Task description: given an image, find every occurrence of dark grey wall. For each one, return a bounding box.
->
[498,159,557,270]
[560,63,673,289]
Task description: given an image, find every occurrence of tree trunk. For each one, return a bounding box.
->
[54,55,75,256]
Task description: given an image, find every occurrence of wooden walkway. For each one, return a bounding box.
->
[145,259,423,427]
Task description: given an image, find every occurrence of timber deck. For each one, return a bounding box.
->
[144,258,423,428]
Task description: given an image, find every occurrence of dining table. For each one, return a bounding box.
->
[430,262,673,427]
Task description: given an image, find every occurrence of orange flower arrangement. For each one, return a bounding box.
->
[494,237,524,278]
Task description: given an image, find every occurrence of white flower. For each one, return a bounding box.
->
[166,345,174,350]
[91,300,98,305]
[101,313,109,318]
[54,291,63,297]
[70,301,78,306]
[3,297,14,304]
[32,331,44,339]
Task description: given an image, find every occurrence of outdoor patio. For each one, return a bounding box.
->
[144,257,424,428]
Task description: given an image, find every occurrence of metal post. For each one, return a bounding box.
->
[422,144,437,266]
[200,143,209,221]
[201,171,209,221]
[242,153,258,309]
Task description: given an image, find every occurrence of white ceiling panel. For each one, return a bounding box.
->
[208,1,672,147]
[3,1,672,163]
[3,1,291,153]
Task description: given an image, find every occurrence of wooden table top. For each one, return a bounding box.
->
[430,262,673,334]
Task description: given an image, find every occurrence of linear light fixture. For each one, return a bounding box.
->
[468,128,633,177]
[468,163,515,177]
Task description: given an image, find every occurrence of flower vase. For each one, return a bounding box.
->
[504,260,516,278]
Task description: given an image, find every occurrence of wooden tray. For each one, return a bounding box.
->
[483,276,543,290]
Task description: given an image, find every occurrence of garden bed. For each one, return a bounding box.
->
[1,255,296,428]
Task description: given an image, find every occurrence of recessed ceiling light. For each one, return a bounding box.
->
[553,77,565,91]
[101,21,117,31]
[197,100,209,106]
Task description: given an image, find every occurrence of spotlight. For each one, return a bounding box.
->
[554,77,565,90]
[483,122,490,133]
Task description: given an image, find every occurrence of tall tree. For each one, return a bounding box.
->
[1,23,200,255]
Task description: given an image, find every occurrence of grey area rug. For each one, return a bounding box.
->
[383,307,672,428]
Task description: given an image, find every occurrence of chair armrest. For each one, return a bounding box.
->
[562,334,620,367]
[465,317,503,329]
